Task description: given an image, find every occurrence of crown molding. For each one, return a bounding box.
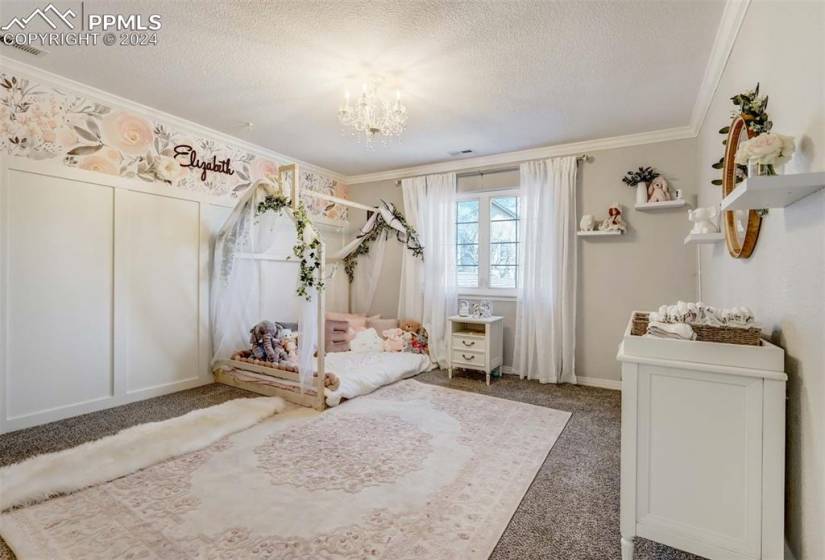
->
[0,56,347,183]
[345,125,695,184]
[688,0,751,135]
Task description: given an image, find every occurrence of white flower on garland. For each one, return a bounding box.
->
[735,133,795,167]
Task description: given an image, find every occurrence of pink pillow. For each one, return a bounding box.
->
[326,312,368,331]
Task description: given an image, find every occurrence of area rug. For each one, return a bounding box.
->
[0,380,570,560]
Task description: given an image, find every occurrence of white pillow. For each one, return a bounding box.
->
[348,328,384,353]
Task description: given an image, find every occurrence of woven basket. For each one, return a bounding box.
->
[631,312,762,346]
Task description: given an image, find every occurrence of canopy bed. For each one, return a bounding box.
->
[210,164,429,410]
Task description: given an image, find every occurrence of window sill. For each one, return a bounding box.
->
[457,290,519,301]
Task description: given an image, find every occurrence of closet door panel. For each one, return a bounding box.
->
[6,170,114,419]
[123,191,200,393]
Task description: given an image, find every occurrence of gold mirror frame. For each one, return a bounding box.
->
[723,116,762,258]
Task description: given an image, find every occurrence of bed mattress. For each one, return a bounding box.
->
[323,351,433,406]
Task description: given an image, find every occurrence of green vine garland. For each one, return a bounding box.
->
[711,83,773,187]
[256,193,325,300]
[342,202,423,282]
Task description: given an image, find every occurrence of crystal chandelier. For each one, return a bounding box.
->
[338,82,408,146]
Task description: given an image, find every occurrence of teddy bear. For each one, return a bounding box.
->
[382,328,412,352]
[249,320,289,363]
[282,335,298,363]
[399,319,422,334]
[647,176,672,203]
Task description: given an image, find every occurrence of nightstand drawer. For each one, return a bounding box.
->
[452,348,486,368]
[452,334,484,351]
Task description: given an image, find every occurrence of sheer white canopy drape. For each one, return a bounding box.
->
[398,173,457,368]
[350,233,387,314]
[211,181,318,388]
[513,156,577,384]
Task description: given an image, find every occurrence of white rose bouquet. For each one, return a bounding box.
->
[735,133,795,175]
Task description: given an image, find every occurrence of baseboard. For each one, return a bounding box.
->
[576,376,622,391]
[499,368,621,391]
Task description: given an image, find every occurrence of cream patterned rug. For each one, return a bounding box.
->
[0,380,570,560]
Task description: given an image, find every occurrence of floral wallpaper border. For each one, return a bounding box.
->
[0,72,349,222]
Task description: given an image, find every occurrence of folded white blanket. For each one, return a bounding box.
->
[650,301,757,328]
[646,321,696,341]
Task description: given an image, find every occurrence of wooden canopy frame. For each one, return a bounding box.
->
[212,163,367,410]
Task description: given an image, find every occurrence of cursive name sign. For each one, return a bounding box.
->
[173,144,235,182]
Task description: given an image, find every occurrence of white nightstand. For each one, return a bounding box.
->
[447,315,504,385]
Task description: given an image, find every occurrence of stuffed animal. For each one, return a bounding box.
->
[579,214,596,231]
[282,335,298,363]
[647,176,672,203]
[399,319,422,334]
[324,372,341,391]
[688,206,720,234]
[249,320,289,363]
[382,328,412,352]
[599,203,626,232]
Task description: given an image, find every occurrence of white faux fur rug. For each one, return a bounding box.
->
[0,396,284,511]
[0,381,569,560]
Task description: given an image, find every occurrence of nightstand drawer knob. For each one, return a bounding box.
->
[462,354,475,361]
[462,340,475,347]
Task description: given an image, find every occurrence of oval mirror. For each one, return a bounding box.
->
[722,116,762,258]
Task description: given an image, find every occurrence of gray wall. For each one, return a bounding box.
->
[349,137,698,381]
[695,3,825,557]
[576,139,697,382]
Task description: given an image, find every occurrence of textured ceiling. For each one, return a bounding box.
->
[1,0,725,176]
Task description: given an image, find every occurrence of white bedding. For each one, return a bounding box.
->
[323,351,433,406]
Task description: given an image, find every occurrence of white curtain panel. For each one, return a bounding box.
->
[398,177,426,321]
[399,173,457,368]
[514,156,577,384]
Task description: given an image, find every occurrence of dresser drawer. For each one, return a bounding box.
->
[451,348,486,369]
[452,334,484,351]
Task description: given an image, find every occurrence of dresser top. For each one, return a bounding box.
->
[449,315,503,324]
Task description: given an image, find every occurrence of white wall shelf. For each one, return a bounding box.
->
[683,232,724,245]
[578,230,623,237]
[635,199,688,211]
[719,172,825,211]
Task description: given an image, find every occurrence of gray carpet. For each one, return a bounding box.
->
[0,373,705,560]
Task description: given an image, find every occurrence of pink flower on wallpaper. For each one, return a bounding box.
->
[55,127,79,147]
[252,158,279,181]
[78,147,122,175]
[101,111,153,155]
[334,182,350,199]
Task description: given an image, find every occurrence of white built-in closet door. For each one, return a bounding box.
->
[6,170,114,420]
[119,190,200,393]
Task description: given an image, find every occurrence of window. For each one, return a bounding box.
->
[456,190,520,294]
[456,200,480,288]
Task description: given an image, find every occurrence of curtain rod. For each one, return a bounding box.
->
[394,153,592,186]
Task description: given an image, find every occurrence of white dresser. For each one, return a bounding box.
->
[617,314,786,560]
[447,315,504,385]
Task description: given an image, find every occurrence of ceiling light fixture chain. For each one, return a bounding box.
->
[338,81,407,148]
